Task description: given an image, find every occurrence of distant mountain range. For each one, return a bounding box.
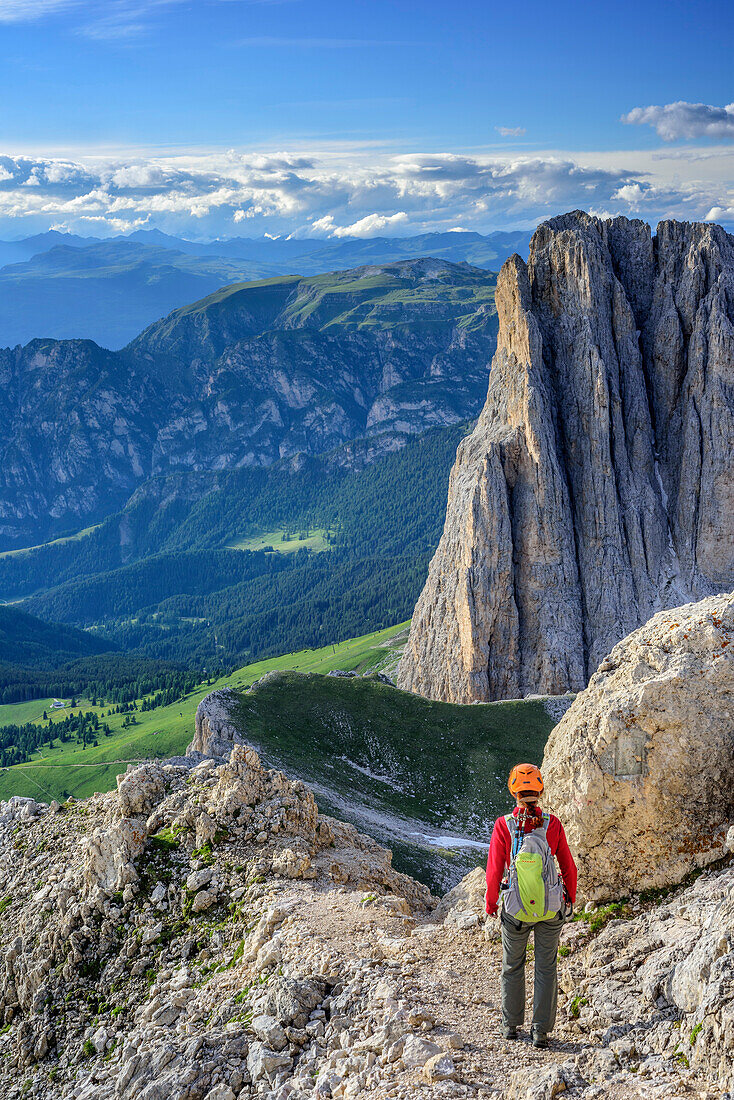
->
[0,228,529,348]
[0,258,498,549]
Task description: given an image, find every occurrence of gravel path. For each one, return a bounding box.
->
[284,888,600,1098]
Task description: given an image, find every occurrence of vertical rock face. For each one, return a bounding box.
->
[398,211,734,701]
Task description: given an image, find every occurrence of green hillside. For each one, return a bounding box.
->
[0,228,527,351]
[5,424,470,669]
[0,618,558,890]
[0,604,113,667]
[226,670,555,885]
[129,260,497,362]
[0,621,409,803]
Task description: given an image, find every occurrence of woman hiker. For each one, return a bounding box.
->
[485,763,577,1048]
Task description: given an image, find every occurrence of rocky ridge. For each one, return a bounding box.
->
[0,742,445,1100]
[398,211,734,702]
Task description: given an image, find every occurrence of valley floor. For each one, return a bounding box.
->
[0,622,410,803]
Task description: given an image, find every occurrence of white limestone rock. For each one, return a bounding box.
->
[398,212,734,702]
[542,592,734,899]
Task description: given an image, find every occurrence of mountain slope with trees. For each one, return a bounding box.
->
[1,260,496,550]
[2,424,470,671]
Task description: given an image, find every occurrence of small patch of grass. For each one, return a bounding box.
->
[228,1008,253,1025]
[573,901,631,934]
[570,995,589,1019]
[81,1039,95,1059]
[689,1022,703,1045]
[149,830,180,854]
[558,945,571,957]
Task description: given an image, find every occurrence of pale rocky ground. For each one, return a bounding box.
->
[398,212,734,703]
[2,593,733,1098]
[1,739,731,1099]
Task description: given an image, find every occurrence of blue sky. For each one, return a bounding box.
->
[0,0,732,237]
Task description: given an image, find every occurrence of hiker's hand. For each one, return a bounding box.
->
[485,889,497,917]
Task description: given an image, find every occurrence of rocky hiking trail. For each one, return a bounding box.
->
[1,746,730,1100]
[254,885,593,1098]
[0,591,732,1100]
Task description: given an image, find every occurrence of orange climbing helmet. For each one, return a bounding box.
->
[508,763,544,798]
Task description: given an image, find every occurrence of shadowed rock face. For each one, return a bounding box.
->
[398,211,734,702]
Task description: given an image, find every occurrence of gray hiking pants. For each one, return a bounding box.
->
[500,909,564,1034]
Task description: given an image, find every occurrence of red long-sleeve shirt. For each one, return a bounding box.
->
[485,806,577,915]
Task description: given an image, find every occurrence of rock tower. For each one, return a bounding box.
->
[398,211,734,701]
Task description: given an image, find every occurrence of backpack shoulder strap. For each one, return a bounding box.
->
[505,813,523,861]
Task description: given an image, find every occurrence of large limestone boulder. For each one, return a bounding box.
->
[542,593,734,901]
[560,855,734,1092]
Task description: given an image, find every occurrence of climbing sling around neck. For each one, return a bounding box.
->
[502,812,564,922]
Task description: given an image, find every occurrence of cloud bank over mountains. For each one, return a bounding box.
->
[0,143,732,239]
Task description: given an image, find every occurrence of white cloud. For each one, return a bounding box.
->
[495,126,526,138]
[330,211,408,237]
[704,206,734,222]
[612,183,647,204]
[0,145,731,239]
[310,215,335,233]
[622,102,734,142]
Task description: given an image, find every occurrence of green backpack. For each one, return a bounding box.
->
[502,812,564,922]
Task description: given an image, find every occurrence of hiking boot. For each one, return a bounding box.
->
[531,1028,548,1048]
[502,1025,518,1040]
